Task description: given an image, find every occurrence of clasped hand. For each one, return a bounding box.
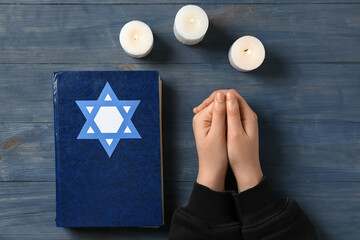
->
[193,90,263,192]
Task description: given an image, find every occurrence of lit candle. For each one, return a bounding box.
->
[119,20,154,58]
[173,5,209,45]
[228,36,266,72]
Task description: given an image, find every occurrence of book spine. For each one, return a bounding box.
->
[158,75,164,226]
[52,72,61,226]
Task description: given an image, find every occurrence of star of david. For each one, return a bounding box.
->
[76,82,141,157]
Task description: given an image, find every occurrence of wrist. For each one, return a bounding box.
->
[197,170,226,192]
[235,169,263,192]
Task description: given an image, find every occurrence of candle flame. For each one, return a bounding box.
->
[133,34,139,40]
[189,18,195,23]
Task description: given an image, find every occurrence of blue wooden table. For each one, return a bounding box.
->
[0,0,359,239]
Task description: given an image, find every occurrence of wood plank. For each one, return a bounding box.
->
[0,4,359,63]
[0,123,54,181]
[272,181,360,240]
[165,122,360,182]
[0,181,169,240]
[1,1,360,4]
[1,122,359,182]
[0,63,359,123]
[0,181,359,239]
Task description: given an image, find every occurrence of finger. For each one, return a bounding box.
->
[223,90,255,120]
[195,90,231,114]
[194,101,213,120]
[193,91,218,114]
[237,94,254,119]
[226,91,244,135]
[194,89,240,114]
[209,92,226,135]
[197,102,214,120]
[236,93,258,137]
[194,89,250,114]
[193,102,214,136]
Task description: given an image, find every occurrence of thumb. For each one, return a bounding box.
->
[210,92,226,135]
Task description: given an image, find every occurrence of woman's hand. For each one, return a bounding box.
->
[194,90,263,192]
[225,90,263,192]
[193,92,228,192]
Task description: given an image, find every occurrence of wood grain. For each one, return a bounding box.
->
[1,122,359,182]
[0,4,358,64]
[0,181,359,240]
[0,0,359,239]
[0,63,359,123]
[1,0,360,4]
[165,121,360,182]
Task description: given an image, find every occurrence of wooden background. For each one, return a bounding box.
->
[0,0,359,239]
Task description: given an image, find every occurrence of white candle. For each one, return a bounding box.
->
[173,5,209,45]
[119,20,154,58]
[228,36,266,72]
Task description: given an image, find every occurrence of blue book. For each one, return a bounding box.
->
[53,71,163,227]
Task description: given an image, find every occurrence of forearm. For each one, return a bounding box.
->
[233,178,318,240]
[169,182,242,240]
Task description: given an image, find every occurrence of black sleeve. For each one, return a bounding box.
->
[168,182,242,240]
[169,178,318,240]
[233,178,318,240]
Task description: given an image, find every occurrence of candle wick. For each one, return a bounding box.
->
[244,49,252,55]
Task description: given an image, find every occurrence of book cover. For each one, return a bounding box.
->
[53,71,163,227]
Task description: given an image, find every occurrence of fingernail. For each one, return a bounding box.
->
[226,92,235,101]
[216,92,225,103]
